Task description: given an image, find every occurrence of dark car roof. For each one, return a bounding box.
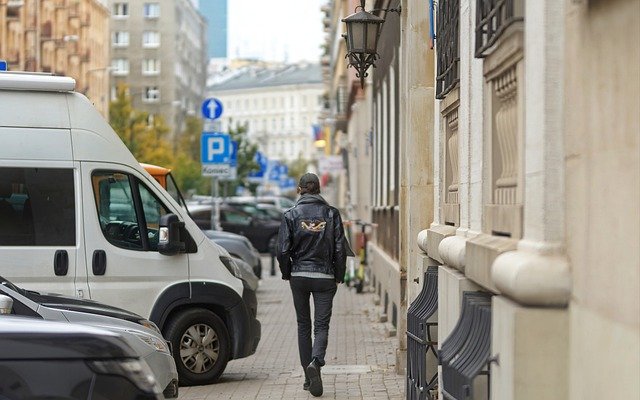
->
[0,316,135,360]
[0,277,143,323]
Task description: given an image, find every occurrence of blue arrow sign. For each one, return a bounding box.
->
[0,60,7,71]
[201,132,231,164]
[201,98,224,120]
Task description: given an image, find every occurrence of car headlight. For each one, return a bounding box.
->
[88,359,161,395]
[220,256,242,279]
[137,319,162,335]
[133,332,170,354]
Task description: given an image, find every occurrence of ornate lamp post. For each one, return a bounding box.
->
[342,1,401,88]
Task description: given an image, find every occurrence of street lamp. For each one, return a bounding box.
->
[342,0,401,88]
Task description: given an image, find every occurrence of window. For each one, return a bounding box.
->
[0,167,75,246]
[112,31,129,47]
[143,2,160,18]
[111,58,129,75]
[142,31,160,48]
[142,59,160,75]
[92,172,169,251]
[220,209,252,226]
[113,2,128,17]
[143,86,160,102]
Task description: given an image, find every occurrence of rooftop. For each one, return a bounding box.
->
[208,63,322,92]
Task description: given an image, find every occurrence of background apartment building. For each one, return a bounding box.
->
[208,63,324,164]
[109,0,207,143]
[0,0,110,116]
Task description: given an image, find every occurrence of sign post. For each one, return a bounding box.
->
[201,98,226,230]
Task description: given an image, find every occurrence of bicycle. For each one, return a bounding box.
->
[343,220,377,293]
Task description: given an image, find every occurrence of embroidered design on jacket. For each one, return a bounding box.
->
[301,220,326,232]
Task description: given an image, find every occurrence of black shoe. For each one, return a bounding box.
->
[306,359,323,397]
[303,368,310,391]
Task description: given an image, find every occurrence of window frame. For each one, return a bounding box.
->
[91,170,174,252]
[113,2,129,18]
[112,31,129,47]
[143,2,160,19]
[142,58,161,75]
[142,86,160,103]
[142,31,160,48]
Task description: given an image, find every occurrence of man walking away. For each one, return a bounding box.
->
[277,173,347,397]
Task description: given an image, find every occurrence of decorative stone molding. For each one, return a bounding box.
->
[465,234,517,293]
[441,88,460,227]
[492,249,571,306]
[438,235,467,272]
[422,224,457,262]
[483,26,524,239]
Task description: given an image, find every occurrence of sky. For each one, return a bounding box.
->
[227,0,327,63]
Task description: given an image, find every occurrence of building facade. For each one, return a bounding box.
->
[0,0,110,116]
[208,63,324,164]
[327,0,639,398]
[198,0,227,59]
[108,0,207,142]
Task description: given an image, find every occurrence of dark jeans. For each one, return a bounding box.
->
[290,277,337,369]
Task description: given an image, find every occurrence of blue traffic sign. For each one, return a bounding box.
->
[0,60,7,71]
[229,141,238,167]
[201,98,224,120]
[201,132,231,164]
[248,151,268,178]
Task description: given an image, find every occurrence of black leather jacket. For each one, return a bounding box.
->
[277,194,347,282]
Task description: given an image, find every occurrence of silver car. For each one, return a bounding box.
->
[0,279,179,398]
[203,229,262,278]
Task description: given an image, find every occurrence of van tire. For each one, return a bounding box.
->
[164,308,230,386]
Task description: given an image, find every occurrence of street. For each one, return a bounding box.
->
[178,256,404,400]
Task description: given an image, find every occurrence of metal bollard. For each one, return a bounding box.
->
[270,255,276,276]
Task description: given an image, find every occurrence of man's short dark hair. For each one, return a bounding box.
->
[299,173,320,195]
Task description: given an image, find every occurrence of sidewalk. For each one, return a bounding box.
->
[178,258,405,400]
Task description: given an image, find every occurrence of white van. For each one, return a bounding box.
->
[0,72,260,386]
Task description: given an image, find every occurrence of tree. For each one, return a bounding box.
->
[221,122,259,196]
[287,156,310,182]
[109,83,174,166]
[173,116,210,195]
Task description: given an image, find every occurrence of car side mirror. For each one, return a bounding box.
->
[158,214,186,256]
[0,294,13,315]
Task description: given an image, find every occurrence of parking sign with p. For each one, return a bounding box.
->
[201,132,231,164]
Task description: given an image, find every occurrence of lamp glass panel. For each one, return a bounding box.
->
[348,22,366,52]
[365,22,381,53]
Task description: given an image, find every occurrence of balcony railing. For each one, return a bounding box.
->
[475,0,524,58]
[435,0,460,99]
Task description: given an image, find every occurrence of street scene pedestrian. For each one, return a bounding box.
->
[277,173,347,397]
[0,0,637,399]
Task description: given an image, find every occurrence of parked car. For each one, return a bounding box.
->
[230,256,259,292]
[224,200,283,222]
[0,315,164,399]
[0,277,179,398]
[0,72,260,385]
[228,196,295,211]
[189,204,281,253]
[204,229,262,278]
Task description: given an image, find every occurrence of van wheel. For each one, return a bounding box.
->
[164,309,230,386]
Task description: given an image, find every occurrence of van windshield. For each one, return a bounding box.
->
[166,173,190,215]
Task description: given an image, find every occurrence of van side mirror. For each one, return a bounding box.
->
[158,214,186,256]
[0,294,13,315]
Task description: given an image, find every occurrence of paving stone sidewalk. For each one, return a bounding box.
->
[178,258,405,400]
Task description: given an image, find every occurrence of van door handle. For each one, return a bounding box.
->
[92,250,107,276]
[53,250,68,276]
